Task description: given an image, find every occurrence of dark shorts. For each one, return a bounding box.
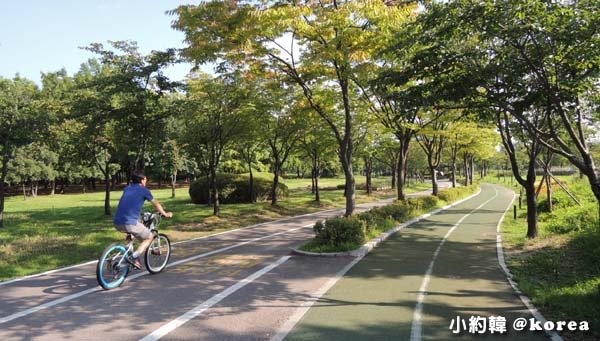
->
[115,221,151,240]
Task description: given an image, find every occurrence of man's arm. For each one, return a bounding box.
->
[150,199,173,218]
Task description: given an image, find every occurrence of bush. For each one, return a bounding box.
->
[537,191,575,214]
[189,173,288,204]
[313,216,366,247]
[547,203,598,234]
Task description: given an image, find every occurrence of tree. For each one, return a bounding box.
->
[171,0,413,216]
[40,69,76,195]
[184,72,250,216]
[0,76,43,227]
[84,41,179,172]
[415,113,448,196]
[7,143,58,198]
[299,112,338,202]
[72,60,124,216]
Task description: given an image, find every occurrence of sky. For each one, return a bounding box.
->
[0,0,203,85]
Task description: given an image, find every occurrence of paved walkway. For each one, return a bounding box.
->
[285,184,550,340]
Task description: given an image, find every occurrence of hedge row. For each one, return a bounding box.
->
[188,173,289,204]
[305,184,480,251]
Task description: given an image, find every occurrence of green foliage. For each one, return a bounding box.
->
[437,184,479,203]
[307,184,479,251]
[313,216,366,247]
[188,173,288,204]
[546,202,598,234]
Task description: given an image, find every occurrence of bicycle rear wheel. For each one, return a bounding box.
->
[96,243,130,290]
[144,233,171,274]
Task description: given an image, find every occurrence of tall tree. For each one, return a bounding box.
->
[416,118,446,196]
[185,72,250,216]
[0,76,43,227]
[171,0,413,215]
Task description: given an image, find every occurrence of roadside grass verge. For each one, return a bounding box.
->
[299,184,480,253]
[0,176,426,281]
[498,175,600,341]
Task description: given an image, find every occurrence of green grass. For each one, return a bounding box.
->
[499,175,600,341]
[0,176,428,281]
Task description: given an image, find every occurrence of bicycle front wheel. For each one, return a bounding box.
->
[96,243,130,290]
[144,233,171,274]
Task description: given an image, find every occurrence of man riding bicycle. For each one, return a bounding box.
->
[113,170,173,269]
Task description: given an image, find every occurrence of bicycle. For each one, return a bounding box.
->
[96,212,171,290]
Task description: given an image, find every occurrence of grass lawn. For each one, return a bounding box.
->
[0,175,430,281]
[495,175,600,341]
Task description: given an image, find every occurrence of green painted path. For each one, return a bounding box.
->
[285,184,551,340]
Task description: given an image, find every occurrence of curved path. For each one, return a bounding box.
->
[284,184,551,340]
[0,183,551,340]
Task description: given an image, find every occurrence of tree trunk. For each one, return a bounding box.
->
[171,170,177,198]
[525,184,538,238]
[341,156,355,216]
[430,166,439,196]
[206,173,211,205]
[545,173,552,212]
[249,166,255,203]
[470,156,475,185]
[0,147,8,227]
[315,169,320,203]
[50,180,55,196]
[210,166,220,216]
[452,161,457,188]
[397,146,409,200]
[271,171,279,206]
[104,167,111,216]
[463,155,469,186]
[311,167,316,194]
[271,151,281,206]
[365,156,372,196]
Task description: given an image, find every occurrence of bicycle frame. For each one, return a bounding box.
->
[112,237,135,270]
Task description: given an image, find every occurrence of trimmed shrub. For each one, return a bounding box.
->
[313,216,366,247]
[188,173,288,204]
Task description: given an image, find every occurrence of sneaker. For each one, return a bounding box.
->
[150,247,161,256]
[127,256,142,270]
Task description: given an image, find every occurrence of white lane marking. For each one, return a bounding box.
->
[0,261,98,287]
[410,186,499,341]
[272,187,483,341]
[496,189,563,341]
[0,226,309,324]
[0,209,342,287]
[0,287,101,324]
[139,256,291,341]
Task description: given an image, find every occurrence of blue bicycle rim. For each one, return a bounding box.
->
[99,245,129,289]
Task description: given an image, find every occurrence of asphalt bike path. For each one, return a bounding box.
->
[0,184,454,340]
[285,184,550,341]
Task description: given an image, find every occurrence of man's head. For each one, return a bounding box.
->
[131,170,147,186]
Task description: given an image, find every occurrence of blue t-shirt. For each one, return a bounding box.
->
[114,184,154,225]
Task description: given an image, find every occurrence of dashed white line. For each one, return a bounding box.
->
[410,186,499,341]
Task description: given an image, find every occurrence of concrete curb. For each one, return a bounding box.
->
[291,186,483,258]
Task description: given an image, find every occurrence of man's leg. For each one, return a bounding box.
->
[135,233,154,257]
